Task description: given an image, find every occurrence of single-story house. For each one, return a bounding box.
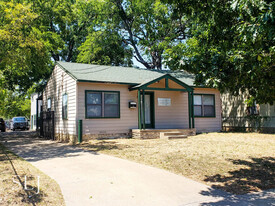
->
[42,61,222,142]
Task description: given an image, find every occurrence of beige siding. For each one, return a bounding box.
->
[259,103,275,127]
[148,78,165,88]
[147,79,186,89]
[222,92,275,128]
[194,88,222,132]
[43,65,77,136]
[77,83,221,135]
[154,91,189,129]
[222,92,249,118]
[77,83,138,135]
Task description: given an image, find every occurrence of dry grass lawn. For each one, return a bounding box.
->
[0,143,65,206]
[79,132,275,194]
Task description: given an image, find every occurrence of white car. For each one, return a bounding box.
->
[10,117,29,131]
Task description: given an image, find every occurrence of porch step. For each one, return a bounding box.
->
[160,132,188,140]
[166,135,188,140]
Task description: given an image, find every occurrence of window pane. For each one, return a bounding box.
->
[194,95,202,105]
[87,93,101,104]
[104,105,119,117]
[204,105,215,116]
[62,106,67,119]
[87,105,102,117]
[47,99,51,109]
[62,94,68,119]
[203,95,214,105]
[194,105,202,116]
[63,94,68,106]
[104,93,118,104]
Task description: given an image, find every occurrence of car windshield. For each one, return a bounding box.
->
[14,117,26,122]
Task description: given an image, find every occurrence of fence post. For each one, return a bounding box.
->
[78,120,82,143]
[51,111,55,140]
[40,112,44,137]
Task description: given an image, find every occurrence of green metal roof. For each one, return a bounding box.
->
[56,61,195,86]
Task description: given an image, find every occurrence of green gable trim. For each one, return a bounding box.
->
[129,74,193,92]
[141,88,188,92]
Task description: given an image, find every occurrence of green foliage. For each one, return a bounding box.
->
[0,2,50,91]
[77,30,133,66]
[164,0,275,104]
[0,89,31,119]
[84,0,188,69]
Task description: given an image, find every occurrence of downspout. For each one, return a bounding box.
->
[191,91,195,128]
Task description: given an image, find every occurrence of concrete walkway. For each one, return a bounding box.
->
[1,132,274,206]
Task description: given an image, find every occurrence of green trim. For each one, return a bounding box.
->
[146,92,155,129]
[188,92,191,129]
[78,120,82,143]
[141,87,188,92]
[191,92,195,128]
[193,93,216,118]
[138,91,155,129]
[165,77,169,89]
[138,89,141,129]
[85,90,120,119]
[142,90,145,129]
[129,74,193,92]
[62,93,68,120]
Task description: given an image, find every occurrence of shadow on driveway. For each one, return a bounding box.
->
[0,131,96,162]
[199,187,275,205]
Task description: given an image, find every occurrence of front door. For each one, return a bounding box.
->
[142,92,155,128]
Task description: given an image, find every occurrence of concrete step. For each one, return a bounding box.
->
[162,132,185,136]
[166,135,188,140]
[160,132,188,139]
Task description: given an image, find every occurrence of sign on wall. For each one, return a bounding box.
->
[158,98,171,106]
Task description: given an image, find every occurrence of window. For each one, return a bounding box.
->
[62,93,68,119]
[47,98,51,110]
[34,114,37,126]
[194,94,215,117]
[247,101,259,115]
[86,91,120,118]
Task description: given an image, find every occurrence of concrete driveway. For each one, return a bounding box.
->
[1,131,274,206]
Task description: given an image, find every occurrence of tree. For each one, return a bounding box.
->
[0,2,50,91]
[85,0,188,70]
[27,0,89,62]
[77,30,133,66]
[164,0,275,104]
[0,89,31,119]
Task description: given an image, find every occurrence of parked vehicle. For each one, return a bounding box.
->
[10,117,29,131]
[5,121,10,130]
[0,118,6,132]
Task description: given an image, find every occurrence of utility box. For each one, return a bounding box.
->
[129,101,137,108]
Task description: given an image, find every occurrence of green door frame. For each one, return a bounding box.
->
[134,73,196,129]
[144,92,155,129]
[138,90,155,129]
